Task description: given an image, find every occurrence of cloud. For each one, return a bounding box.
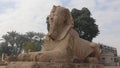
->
[67,0,96,10]
[0,0,16,14]
[65,0,120,55]
[0,0,120,55]
[0,0,61,37]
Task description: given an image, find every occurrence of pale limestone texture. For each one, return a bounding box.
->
[6,62,104,68]
[16,5,100,63]
[36,5,100,63]
[6,5,103,68]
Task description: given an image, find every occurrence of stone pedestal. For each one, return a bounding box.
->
[6,62,104,68]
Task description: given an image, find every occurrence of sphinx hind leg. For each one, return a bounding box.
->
[87,46,100,63]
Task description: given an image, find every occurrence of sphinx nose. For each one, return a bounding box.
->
[50,17,53,20]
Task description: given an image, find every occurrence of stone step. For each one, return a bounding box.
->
[6,62,104,68]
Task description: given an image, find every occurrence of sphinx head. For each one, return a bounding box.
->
[47,5,74,40]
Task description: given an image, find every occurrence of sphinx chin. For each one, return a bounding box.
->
[47,32,58,40]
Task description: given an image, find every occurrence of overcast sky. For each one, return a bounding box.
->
[0,0,120,55]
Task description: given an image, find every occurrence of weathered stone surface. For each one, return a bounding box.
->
[35,5,100,63]
[6,5,103,68]
[6,62,104,68]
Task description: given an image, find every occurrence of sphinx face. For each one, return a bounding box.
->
[48,7,66,40]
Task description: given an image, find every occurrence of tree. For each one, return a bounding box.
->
[0,42,11,55]
[2,31,18,47]
[24,40,42,52]
[71,8,99,41]
[0,31,45,55]
[2,31,19,55]
[24,32,45,52]
[46,7,99,42]
[25,32,45,40]
[24,41,34,52]
[15,34,28,54]
[46,16,50,31]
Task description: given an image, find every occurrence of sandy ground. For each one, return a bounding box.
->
[105,66,120,68]
[0,66,6,68]
[0,66,120,68]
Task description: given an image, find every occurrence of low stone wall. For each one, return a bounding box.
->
[6,62,104,68]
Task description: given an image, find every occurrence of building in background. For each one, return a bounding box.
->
[117,56,120,66]
[98,43,118,66]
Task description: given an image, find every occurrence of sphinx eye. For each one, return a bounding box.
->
[50,17,53,20]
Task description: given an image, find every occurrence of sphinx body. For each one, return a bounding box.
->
[36,6,100,63]
[37,29,100,63]
[17,6,100,63]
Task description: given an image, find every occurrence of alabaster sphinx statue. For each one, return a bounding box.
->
[17,5,100,63]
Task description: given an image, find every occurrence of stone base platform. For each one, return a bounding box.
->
[6,62,104,68]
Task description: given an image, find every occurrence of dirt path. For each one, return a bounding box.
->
[105,66,120,68]
[0,66,6,68]
[0,66,120,68]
